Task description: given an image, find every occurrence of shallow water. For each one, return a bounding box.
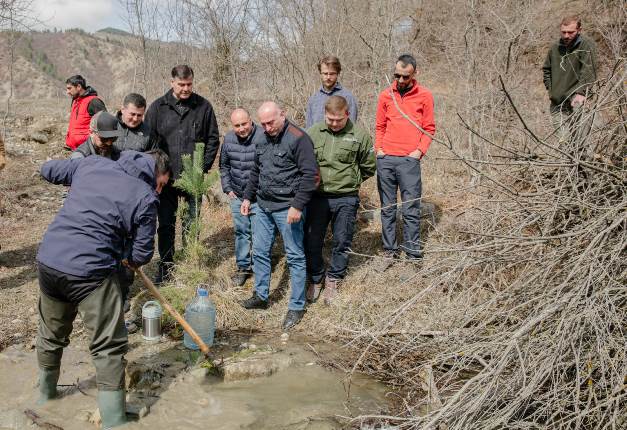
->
[0,335,388,430]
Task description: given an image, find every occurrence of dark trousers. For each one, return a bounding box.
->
[157,183,199,264]
[376,155,422,257]
[36,264,127,391]
[305,194,359,283]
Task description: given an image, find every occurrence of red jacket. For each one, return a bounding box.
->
[375,80,435,157]
[66,89,101,150]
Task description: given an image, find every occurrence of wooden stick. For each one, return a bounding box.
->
[128,264,210,356]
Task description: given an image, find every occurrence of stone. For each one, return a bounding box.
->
[89,408,101,426]
[75,410,92,422]
[11,318,22,324]
[139,405,150,418]
[223,354,293,382]
[188,367,208,383]
[29,132,49,144]
[163,361,187,377]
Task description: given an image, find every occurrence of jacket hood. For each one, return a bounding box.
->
[82,86,98,97]
[117,150,156,188]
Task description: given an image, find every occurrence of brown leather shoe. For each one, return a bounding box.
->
[306,283,322,303]
[322,277,339,305]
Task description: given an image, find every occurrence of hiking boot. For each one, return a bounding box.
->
[373,250,398,273]
[154,262,173,285]
[282,309,305,330]
[231,268,252,287]
[404,252,423,263]
[322,277,340,305]
[306,282,322,303]
[241,292,269,310]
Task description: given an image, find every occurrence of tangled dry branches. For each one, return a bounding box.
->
[340,64,626,429]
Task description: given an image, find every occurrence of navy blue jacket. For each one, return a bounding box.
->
[37,151,159,279]
[219,124,264,198]
[243,120,318,212]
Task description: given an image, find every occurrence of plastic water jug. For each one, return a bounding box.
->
[141,301,162,342]
[183,287,216,350]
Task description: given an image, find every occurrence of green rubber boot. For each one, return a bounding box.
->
[37,368,60,405]
[97,390,127,429]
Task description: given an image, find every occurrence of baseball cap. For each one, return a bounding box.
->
[90,111,123,139]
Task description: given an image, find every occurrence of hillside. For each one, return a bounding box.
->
[0,28,139,105]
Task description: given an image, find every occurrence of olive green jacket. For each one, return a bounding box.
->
[307,120,376,195]
[542,35,596,108]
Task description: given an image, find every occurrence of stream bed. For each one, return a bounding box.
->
[0,331,390,429]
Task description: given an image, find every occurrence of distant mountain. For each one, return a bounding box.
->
[96,27,134,37]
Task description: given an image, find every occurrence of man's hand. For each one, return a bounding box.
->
[240,199,251,216]
[376,149,385,157]
[122,259,139,270]
[571,94,586,108]
[408,148,423,160]
[286,207,302,224]
[227,191,237,199]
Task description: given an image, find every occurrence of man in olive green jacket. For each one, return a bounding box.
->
[542,15,596,141]
[305,95,375,304]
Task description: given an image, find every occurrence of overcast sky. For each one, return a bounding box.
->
[32,0,129,32]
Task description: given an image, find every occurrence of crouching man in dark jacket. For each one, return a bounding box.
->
[35,150,171,428]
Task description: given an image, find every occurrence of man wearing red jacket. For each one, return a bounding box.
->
[65,75,106,150]
[374,54,435,271]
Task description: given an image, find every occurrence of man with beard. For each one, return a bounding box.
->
[373,54,435,272]
[542,15,597,141]
[64,75,106,150]
[71,112,122,160]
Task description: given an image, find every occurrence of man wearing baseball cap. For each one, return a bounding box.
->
[71,111,124,160]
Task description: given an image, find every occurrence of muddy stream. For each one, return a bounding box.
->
[0,331,389,429]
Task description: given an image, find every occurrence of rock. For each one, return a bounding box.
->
[163,361,187,377]
[89,408,101,426]
[139,405,150,418]
[75,410,92,422]
[29,132,49,144]
[189,367,208,382]
[11,318,22,325]
[280,333,289,343]
[223,354,293,382]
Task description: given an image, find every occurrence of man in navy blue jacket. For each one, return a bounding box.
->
[35,150,171,429]
[219,108,265,286]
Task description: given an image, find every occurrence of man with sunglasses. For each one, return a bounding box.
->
[71,111,122,160]
[374,54,435,272]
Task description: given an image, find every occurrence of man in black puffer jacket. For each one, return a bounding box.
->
[220,108,266,286]
[144,65,220,284]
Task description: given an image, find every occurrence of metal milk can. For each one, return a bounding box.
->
[142,301,162,341]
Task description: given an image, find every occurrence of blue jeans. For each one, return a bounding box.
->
[229,197,257,271]
[252,206,306,311]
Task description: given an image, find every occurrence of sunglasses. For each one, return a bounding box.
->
[394,73,413,80]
